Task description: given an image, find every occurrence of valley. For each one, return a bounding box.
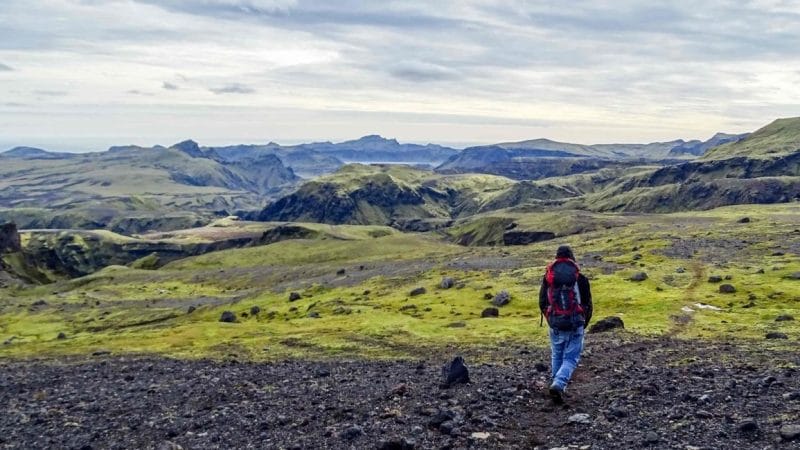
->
[1,118,799,449]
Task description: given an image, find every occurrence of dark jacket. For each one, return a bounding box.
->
[539,272,593,326]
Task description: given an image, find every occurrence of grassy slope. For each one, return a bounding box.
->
[1,204,798,360]
[703,117,800,160]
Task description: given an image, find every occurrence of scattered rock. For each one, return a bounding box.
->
[776,314,795,322]
[377,437,416,450]
[409,287,426,297]
[676,267,686,273]
[470,432,490,440]
[219,311,236,323]
[534,362,548,373]
[307,311,321,319]
[737,217,751,223]
[288,292,301,302]
[440,277,455,289]
[491,290,511,307]
[187,306,196,314]
[428,410,456,428]
[447,321,466,328]
[738,419,759,433]
[388,383,408,397]
[589,316,624,333]
[644,431,659,444]
[339,425,363,440]
[632,253,642,261]
[766,332,788,340]
[441,357,469,388]
[250,306,261,316]
[629,272,648,282]
[336,268,346,276]
[785,272,800,280]
[156,441,183,450]
[481,307,499,318]
[780,425,800,441]
[56,332,67,340]
[568,413,591,425]
[719,284,736,294]
[708,275,723,283]
[483,292,494,300]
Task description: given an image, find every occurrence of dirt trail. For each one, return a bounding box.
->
[666,260,704,338]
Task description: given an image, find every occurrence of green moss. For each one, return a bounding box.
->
[2,203,799,360]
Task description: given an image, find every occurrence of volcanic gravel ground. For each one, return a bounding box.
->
[1,336,799,450]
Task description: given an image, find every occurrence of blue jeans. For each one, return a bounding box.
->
[549,326,585,390]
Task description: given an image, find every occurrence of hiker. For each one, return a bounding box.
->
[539,245,593,403]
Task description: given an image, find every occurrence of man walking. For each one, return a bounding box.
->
[539,245,593,403]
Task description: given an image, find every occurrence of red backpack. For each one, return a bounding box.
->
[544,258,585,331]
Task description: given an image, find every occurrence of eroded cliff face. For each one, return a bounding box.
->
[0,223,21,253]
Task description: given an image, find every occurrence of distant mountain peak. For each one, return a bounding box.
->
[170,140,203,157]
[351,135,399,145]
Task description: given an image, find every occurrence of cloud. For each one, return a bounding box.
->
[34,90,68,97]
[388,61,460,82]
[2,0,800,147]
[0,63,12,71]
[209,83,256,94]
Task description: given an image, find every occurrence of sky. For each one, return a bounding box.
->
[1,0,799,151]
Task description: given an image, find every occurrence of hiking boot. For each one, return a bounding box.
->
[548,384,564,404]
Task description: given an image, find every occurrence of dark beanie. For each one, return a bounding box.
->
[556,245,575,260]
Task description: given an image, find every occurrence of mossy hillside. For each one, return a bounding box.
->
[703,117,800,160]
[1,204,798,360]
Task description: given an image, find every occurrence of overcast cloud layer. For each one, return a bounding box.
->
[1,0,799,151]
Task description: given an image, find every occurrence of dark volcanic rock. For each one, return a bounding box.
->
[780,425,800,441]
[629,272,648,282]
[288,292,302,302]
[56,332,67,340]
[589,316,625,333]
[766,332,788,340]
[409,287,426,297]
[440,277,455,289]
[0,223,21,253]
[339,425,363,440]
[785,272,800,280]
[719,284,736,293]
[481,307,499,318]
[738,419,759,433]
[219,311,236,323]
[738,217,751,223]
[776,314,795,322]
[491,290,511,307]
[502,231,556,245]
[250,306,261,316]
[377,436,416,450]
[1,338,799,449]
[187,306,196,314]
[441,356,469,388]
[708,275,723,283]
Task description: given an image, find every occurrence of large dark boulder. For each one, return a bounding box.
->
[440,356,469,388]
[589,316,625,333]
[219,311,236,323]
[491,290,511,306]
[481,307,499,318]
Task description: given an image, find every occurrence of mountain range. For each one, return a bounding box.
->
[1,118,796,233]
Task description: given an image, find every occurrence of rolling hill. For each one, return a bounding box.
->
[0,141,299,233]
